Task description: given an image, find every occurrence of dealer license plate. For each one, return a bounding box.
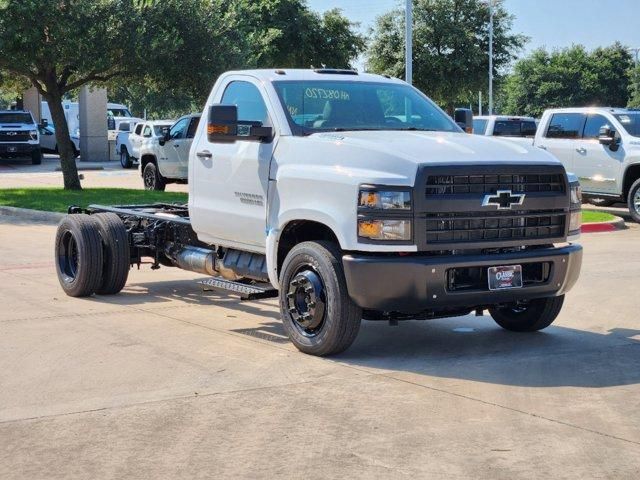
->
[488,265,523,291]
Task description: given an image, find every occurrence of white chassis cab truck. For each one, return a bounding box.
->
[54,69,583,356]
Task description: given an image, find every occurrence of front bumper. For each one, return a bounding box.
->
[0,143,39,158]
[342,244,582,313]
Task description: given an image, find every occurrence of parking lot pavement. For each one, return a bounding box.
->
[0,155,187,192]
[0,217,639,479]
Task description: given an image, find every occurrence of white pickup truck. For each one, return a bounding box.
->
[533,107,640,222]
[54,69,583,356]
[116,120,173,169]
[473,115,537,143]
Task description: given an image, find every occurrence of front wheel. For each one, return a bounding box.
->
[489,295,564,332]
[627,178,640,223]
[279,241,362,356]
[120,147,133,168]
[31,149,42,165]
[143,162,166,191]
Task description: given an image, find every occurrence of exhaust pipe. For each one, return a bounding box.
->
[174,246,241,280]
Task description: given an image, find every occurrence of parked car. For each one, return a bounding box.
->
[38,122,80,158]
[473,115,537,143]
[116,120,172,168]
[0,110,41,164]
[534,107,640,221]
[54,69,583,357]
[139,114,200,190]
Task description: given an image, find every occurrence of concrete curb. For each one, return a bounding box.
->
[581,214,626,233]
[0,206,65,224]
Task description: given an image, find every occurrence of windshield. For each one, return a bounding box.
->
[493,119,537,137]
[614,113,640,137]
[273,81,459,135]
[108,108,132,118]
[0,112,33,124]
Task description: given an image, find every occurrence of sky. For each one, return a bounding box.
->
[308,0,640,66]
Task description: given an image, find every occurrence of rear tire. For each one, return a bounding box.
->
[279,241,362,356]
[120,147,133,168]
[627,178,640,223]
[55,215,104,297]
[31,149,42,165]
[489,295,564,332]
[93,213,130,295]
[143,162,166,191]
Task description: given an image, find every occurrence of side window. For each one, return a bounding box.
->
[186,116,200,139]
[546,113,585,139]
[169,118,189,139]
[583,114,611,139]
[473,119,488,135]
[134,124,143,135]
[142,125,152,137]
[221,81,268,125]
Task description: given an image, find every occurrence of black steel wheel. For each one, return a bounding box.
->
[93,213,130,295]
[489,295,564,332]
[627,178,640,223]
[120,147,133,168]
[54,214,104,297]
[279,241,361,356]
[143,162,166,191]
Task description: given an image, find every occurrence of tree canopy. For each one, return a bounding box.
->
[499,43,634,117]
[367,0,526,111]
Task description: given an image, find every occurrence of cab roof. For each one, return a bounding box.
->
[220,68,406,85]
[544,107,640,115]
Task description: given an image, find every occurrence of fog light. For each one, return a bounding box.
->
[358,219,411,241]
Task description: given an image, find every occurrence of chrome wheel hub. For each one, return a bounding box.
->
[634,189,640,214]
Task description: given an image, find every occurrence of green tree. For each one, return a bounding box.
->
[367,0,526,110]
[629,64,640,108]
[500,43,634,117]
[0,0,148,189]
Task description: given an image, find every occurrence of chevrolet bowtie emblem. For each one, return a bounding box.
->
[482,190,525,210]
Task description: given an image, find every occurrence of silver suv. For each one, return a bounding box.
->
[534,108,640,222]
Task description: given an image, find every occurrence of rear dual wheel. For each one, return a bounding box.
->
[55,213,130,297]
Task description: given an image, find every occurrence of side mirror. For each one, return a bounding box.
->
[598,125,619,151]
[207,104,272,143]
[454,108,473,134]
[159,130,169,146]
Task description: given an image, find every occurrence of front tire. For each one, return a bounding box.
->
[143,162,166,191]
[55,215,104,297]
[587,197,616,207]
[120,147,133,168]
[627,178,640,223]
[279,241,362,356]
[489,295,564,332]
[31,148,42,165]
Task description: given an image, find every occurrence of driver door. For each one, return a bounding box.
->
[161,117,189,178]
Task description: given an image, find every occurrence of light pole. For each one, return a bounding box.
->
[405,0,413,84]
[629,47,639,67]
[488,0,494,115]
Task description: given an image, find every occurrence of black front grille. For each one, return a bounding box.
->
[0,131,31,142]
[426,210,566,244]
[425,173,565,195]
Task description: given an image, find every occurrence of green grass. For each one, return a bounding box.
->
[0,188,187,213]
[582,210,617,223]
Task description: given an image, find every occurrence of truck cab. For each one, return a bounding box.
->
[473,115,537,144]
[534,107,640,221]
[55,69,583,356]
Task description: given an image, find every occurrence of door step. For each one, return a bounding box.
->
[198,277,278,301]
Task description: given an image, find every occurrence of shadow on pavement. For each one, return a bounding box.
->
[89,278,640,389]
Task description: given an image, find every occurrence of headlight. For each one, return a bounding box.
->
[358,219,411,241]
[29,130,38,140]
[569,211,581,232]
[359,190,411,210]
[570,184,582,206]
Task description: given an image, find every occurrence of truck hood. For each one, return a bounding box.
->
[308,130,555,165]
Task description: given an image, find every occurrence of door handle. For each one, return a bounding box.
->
[196,150,212,159]
[173,144,180,148]
[576,147,587,154]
